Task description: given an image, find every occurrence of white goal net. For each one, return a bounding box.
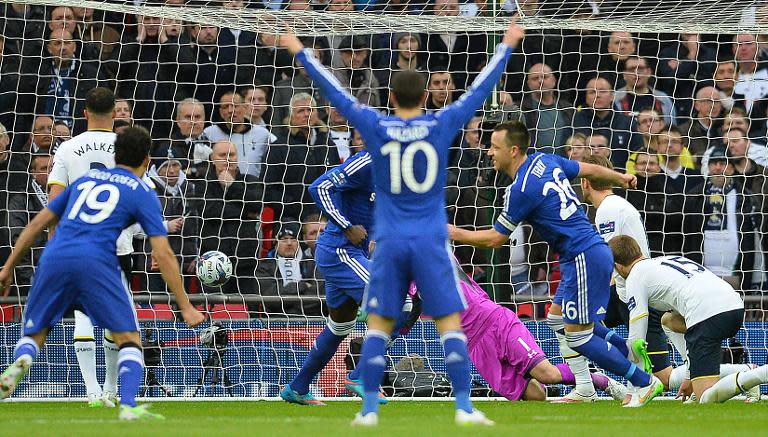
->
[1,0,767,399]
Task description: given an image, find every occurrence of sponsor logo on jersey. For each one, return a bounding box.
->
[598,221,616,235]
[628,296,636,311]
[368,297,379,308]
[596,306,607,315]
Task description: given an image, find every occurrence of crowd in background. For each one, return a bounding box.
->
[1,1,767,320]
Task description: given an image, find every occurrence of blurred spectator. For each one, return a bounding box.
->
[272,36,330,127]
[27,115,54,153]
[17,28,106,134]
[217,1,257,67]
[683,146,760,290]
[199,140,262,294]
[521,63,573,155]
[426,70,455,112]
[332,36,380,108]
[572,76,642,169]
[732,34,768,115]
[300,211,327,258]
[713,59,746,112]
[241,84,271,128]
[374,33,425,105]
[656,33,717,121]
[143,144,202,294]
[625,107,668,174]
[236,33,293,92]
[633,148,661,179]
[165,98,213,180]
[563,132,589,161]
[7,152,50,296]
[114,97,133,124]
[587,133,612,161]
[614,56,675,125]
[255,222,324,316]
[1,4,46,57]
[115,14,185,138]
[327,106,352,161]
[422,0,486,90]
[677,86,723,165]
[203,91,275,179]
[599,31,636,90]
[264,93,339,220]
[0,123,28,257]
[0,34,20,133]
[112,119,131,135]
[51,120,71,153]
[349,128,365,156]
[656,127,702,193]
[71,7,121,63]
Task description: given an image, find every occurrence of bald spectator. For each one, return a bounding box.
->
[656,33,717,120]
[272,37,330,128]
[264,93,339,220]
[200,140,262,294]
[203,91,276,179]
[733,34,768,114]
[17,28,105,134]
[426,71,455,112]
[163,98,213,180]
[332,36,380,109]
[678,86,724,165]
[598,31,636,89]
[614,56,676,125]
[521,63,573,155]
[572,76,642,169]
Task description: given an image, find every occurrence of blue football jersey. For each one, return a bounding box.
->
[493,153,605,261]
[309,150,375,250]
[46,167,167,260]
[298,44,514,239]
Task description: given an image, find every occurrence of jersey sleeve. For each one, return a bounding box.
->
[493,185,536,235]
[626,273,650,344]
[296,49,381,135]
[552,154,581,180]
[438,44,514,130]
[308,152,371,229]
[47,183,72,217]
[48,151,69,187]
[133,189,167,237]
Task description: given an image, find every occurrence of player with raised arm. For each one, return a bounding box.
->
[0,126,205,420]
[47,87,124,407]
[609,235,748,403]
[276,20,524,426]
[449,121,664,408]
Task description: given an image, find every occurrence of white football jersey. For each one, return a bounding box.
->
[47,129,141,256]
[625,257,744,342]
[594,194,650,301]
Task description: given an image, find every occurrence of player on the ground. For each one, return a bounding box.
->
[281,149,378,405]
[609,235,745,402]
[449,121,664,408]
[276,19,524,426]
[47,87,123,407]
[0,126,204,419]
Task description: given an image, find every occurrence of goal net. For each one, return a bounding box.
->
[1,0,767,400]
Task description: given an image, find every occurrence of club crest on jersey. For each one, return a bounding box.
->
[627,296,636,311]
[598,221,616,235]
[329,171,346,186]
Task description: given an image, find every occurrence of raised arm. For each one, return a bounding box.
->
[578,161,637,189]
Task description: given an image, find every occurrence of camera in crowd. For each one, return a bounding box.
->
[199,321,229,351]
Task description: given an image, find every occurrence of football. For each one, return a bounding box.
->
[196,251,233,287]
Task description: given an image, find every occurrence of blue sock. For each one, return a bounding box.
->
[359,330,389,415]
[567,330,651,387]
[593,323,629,358]
[348,366,361,381]
[117,346,144,408]
[441,331,473,414]
[290,325,349,395]
[14,337,39,361]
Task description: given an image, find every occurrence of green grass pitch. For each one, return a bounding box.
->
[2,400,767,436]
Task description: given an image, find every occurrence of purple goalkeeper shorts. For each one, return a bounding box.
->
[467,309,546,401]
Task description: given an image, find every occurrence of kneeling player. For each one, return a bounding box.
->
[609,235,745,401]
[0,127,204,419]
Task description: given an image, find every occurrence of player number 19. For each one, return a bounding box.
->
[67,180,120,224]
[381,141,438,194]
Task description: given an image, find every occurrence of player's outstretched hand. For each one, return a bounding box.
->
[0,267,12,297]
[446,224,459,241]
[502,18,525,48]
[344,225,368,246]
[181,306,205,328]
[620,173,637,189]
[675,378,693,402]
[272,24,304,55]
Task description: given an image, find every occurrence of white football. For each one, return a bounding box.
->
[196,251,233,287]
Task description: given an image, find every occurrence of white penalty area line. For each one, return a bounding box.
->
[2,396,717,403]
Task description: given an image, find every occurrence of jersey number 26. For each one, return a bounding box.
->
[381,141,438,194]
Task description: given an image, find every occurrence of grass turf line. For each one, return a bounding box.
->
[1,400,767,436]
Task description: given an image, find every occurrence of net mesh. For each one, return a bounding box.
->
[1,0,767,399]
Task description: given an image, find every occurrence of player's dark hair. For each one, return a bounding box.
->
[609,235,644,267]
[581,155,614,191]
[391,70,427,109]
[85,87,115,116]
[493,121,530,154]
[115,126,152,168]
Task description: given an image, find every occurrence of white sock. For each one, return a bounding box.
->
[74,310,101,397]
[556,332,595,396]
[102,330,120,395]
[668,366,687,390]
[701,365,768,403]
[662,326,688,362]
